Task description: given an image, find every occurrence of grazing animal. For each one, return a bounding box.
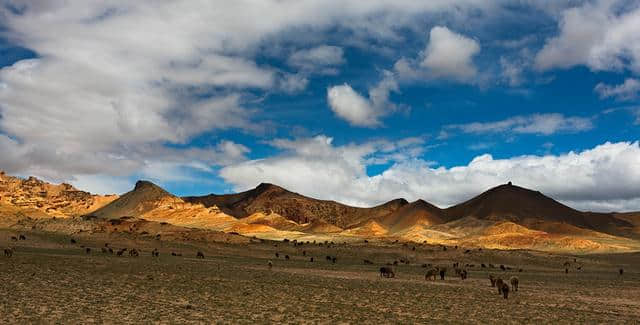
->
[332,257,337,264]
[518,268,523,272]
[510,276,519,291]
[393,260,399,266]
[196,251,205,259]
[500,265,506,271]
[129,249,139,257]
[4,248,12,257]
[619,268,624,276]
[495,278,505,294]
[275,252,279,258]
[108,248,113,254]
[10,236,17,241]
[85,247,91,254]
[481,264,486,268]
[460,269,468,280]
[19,235,26,240]
[268,261,273,269]
[380,266,395,278]
[565,268,569,274]
[489,274,496,287]
[172,252,177,256]
[70,238,77,244]
[285,255,290,260]
[500,283,510,299]
[152,249,159,257]
[117,249,125,256]
[310,257,314,262]
[425,268,438,281]
[439,268,447,280]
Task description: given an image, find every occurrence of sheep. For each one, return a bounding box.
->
[196,251,205,259]
[489,274,496,287]
[380,266,395,278]
[4,248,12,257]
[425,268,438,281]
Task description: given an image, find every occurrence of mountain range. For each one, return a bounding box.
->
[1,170,639,253]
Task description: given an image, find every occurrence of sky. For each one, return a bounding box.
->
[0,0,639,212]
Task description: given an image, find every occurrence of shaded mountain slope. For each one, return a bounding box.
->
[184,183,409,228]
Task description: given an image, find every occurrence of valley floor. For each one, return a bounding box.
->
[1,230,639,324]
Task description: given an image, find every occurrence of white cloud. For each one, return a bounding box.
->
[221,137,640,212]
[595,78,640,101]
[0,1,497,188]
[288,45,345,74]
[445,113,594,136]
[327,71,398,127]
[535,0,640,73]
[420,26,480,80]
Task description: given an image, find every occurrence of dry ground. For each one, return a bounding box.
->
[1,229,639,324]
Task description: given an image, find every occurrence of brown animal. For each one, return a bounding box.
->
[495,278,504,294]
[151,249,159,257]
[129,249,139,257]
[489,274,496,287]
[196,251,205,259]
[380,266,395,278]
[460,269,468,280]
[510,276,519,291]
[310,257,314,262]
[285,255,290,260]
[332,257,337,264]
[19,235,26,240]
[501,283,510,299]
[85,247,91,254]
[4,248,12,257]
[70,238,77,244]
[10,236,17,241]
[108,248,113,254]
[117,249,125,256]
[425,268,438,281]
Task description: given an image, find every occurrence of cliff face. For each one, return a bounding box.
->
[0,171,117,218]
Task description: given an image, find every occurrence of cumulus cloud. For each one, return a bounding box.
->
[445,113,594,136]
[221,137,640,211]
[327,71,398,127]
[595,78,640,101]
[535,0,640,73]
[420,26,480,80]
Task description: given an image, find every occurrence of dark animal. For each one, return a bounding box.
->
[425,268,438,281]
[495,278,505,294]
[500,265,506,271]
[108,248,113,254]
[364,259,374,265]
[101,247,108,254]
[501,283,510,299]
[460,269,468,280]
[19,235,26,240]
[510,276,519,291]
[85,247,91,254]
[332,257,337,264]
[481,264,486,268]
[70,238,76,244]
[117,249,125,256]
[565,268,569,274]
[4,248,12,257]
[326,255,331,261]
[489,274,496,287]
[152,249,159,257]
[129,249,139,257]
[285,255,290,260]
[275,252,279,258]
[310,257,314,262]
[619,268,624,276]
[196,251,205,259]
[10,236,17,241]
[439,268,446,280]
[302,250,306,256]
[380,266,395,278]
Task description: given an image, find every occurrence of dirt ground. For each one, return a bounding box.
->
[1,230,639,324]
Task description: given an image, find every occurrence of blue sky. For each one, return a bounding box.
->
[0,1,639,211]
